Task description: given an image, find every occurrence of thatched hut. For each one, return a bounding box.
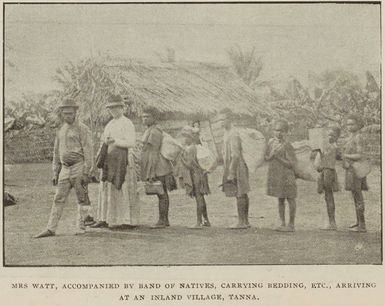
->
[103,58,269,117]
[69,58,273,158]
[5,58,272,164]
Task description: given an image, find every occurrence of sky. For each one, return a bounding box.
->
[4,3,381,102]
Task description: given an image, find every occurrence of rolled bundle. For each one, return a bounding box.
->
[196,143,217,172]
[292,140,318,181]
[238,128,267,172]
[160,132,184,161]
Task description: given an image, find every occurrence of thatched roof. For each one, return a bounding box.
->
[102,59,272,117]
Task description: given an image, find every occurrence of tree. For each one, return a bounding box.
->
[227,45,263,88]
[52,58,116,149]
[5,91,61,130]
[268,70,380,128]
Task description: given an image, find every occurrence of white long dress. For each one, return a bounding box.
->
[96,115,139,226]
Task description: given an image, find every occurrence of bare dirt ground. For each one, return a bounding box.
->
[3,163,382,266]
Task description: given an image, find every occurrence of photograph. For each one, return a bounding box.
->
[3,2,381,266]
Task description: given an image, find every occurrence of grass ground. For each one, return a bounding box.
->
[3,163,382,265]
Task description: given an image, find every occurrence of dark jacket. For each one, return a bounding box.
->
[97,144,128,190]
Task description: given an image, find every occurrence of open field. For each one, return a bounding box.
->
[4,163,382,265]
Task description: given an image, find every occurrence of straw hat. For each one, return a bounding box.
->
[58,98,79,109]
[106,94,125,108]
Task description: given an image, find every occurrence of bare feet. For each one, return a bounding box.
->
[201,220,211,227]
[321,224,337,231]
[34,229,55,239]
[229,223,249,229]
[349,226,367,233]
[275,225,295,232]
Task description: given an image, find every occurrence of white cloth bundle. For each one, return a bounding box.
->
[238,128,267,172]
[292,140,318,181]
[160,132,184,161]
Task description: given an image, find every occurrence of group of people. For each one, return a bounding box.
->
[265,115,369,233]
[34,95,369,238]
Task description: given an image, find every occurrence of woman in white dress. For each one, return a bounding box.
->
[91,95,139,229]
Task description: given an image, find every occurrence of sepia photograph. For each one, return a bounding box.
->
[3,2,381,266]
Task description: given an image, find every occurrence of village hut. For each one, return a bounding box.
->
[5,58,273,164]
[70,57,273,159]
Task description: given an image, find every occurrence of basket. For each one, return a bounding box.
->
[222,181,238,197]
[144,181,164,195]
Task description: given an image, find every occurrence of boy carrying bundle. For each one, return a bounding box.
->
[179,126,211,228]
[312,126,342,231]
[265,120,297,232]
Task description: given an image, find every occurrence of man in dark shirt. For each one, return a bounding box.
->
[140,107,176,228]
[220,110,250,229]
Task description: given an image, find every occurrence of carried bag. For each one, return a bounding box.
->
[294,160,317,182]
[238,128,266,172]
[352,159,372,179]
[221,180,238,197]
[144,181,165,195]
[292,140,318,182]
[309,128,328,152]
[160,132,184,162]
[196,143,217,172]
[313,150,322,170]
